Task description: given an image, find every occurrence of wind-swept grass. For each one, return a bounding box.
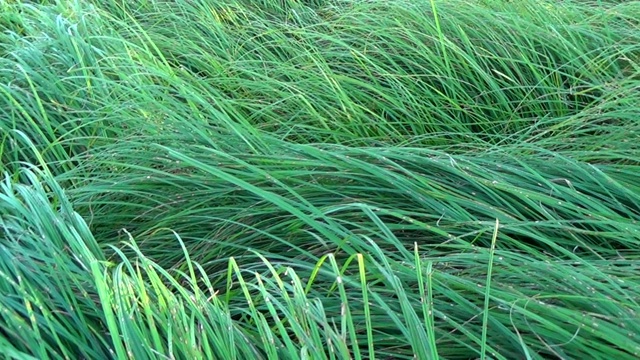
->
[2,168,640,359]
[3,0,640,168]
[61,140,640,268]
[1,0,640,358]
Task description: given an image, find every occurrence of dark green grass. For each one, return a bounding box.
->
[1,0,640,359]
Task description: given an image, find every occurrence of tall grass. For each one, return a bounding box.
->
[1,0,640,358]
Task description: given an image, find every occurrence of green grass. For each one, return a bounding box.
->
[1,0,640,358]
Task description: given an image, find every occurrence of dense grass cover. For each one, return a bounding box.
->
[1,0,639,358]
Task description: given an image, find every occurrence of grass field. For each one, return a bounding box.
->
[1,0,640,359]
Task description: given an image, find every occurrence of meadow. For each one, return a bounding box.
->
[1,0,639,358]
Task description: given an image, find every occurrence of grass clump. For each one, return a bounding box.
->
[1,0,640,359]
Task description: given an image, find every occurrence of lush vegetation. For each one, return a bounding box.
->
[1,0,639,358]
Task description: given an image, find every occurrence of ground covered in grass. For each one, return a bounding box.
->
[1,0,639,358]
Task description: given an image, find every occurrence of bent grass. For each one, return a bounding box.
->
[1,0,640,359]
